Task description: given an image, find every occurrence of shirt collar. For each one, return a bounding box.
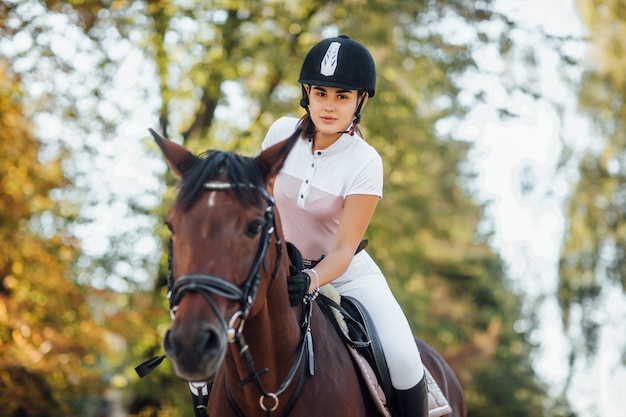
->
[311,132,357,157]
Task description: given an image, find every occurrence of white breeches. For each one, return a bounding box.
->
[332,251,425,390]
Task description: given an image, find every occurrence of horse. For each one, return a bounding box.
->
[149,127,466,417]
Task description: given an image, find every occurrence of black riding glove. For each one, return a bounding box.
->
[286,242,308,306]
[286,242,304,274]
[287,271,310,306]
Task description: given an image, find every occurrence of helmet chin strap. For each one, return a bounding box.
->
[300,85,310,111]
[336,93,366,136]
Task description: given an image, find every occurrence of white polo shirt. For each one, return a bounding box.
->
[262,117,383,260]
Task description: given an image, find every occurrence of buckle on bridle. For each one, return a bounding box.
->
[227,311,245,343]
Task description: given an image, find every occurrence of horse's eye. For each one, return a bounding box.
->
[245,220,264,237]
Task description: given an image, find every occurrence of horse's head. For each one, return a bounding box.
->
[151,128,299,382]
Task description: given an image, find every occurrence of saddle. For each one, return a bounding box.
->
[316,286,453,417]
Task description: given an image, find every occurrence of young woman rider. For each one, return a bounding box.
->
[261,35,428,417]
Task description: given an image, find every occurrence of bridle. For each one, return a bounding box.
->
[136,180,314,417]
[167,181,278,327]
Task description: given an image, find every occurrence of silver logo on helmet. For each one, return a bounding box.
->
[320,42,341,77]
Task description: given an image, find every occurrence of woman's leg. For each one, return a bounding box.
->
[333,253,424,389]
[333,252,428,417]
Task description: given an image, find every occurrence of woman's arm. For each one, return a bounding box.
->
[309,193,379,289]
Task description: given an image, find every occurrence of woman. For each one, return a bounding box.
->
[262,35,428,417]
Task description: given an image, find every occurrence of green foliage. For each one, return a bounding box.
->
[133,1,545,414]
[0,61,109,416]
[561,0,626,356]
[2,0,550,415]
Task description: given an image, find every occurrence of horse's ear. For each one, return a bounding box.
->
[256,128,302,184]
[149,128,196,177]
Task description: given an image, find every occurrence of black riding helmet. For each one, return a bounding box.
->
[298,36,375,135]
[299,35,376,98]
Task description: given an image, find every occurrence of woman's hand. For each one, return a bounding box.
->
[287,270,310,306]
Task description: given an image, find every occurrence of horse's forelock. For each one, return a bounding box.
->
[176,150,265,211]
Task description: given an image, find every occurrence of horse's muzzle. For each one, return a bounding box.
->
[163,320,227,381]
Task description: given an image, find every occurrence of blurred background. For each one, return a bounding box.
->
[1,0,624,416]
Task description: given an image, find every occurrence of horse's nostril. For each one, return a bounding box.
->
[190,326,218,356]
[203,328,219,352]
[163,329,177,355]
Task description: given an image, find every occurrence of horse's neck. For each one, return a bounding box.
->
[226,286,303,391]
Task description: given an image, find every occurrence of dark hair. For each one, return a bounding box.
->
[177,150,263,211]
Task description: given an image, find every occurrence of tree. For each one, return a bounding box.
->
[558,0,626,413]
[134,1,547,415]
[1,0,550,415]
[0,61,110,416]
[561,0,626,341]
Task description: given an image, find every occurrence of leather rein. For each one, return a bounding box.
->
[136,181,314,417]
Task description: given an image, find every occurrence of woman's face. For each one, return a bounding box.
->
[305,85,367,138]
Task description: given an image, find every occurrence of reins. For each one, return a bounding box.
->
[136,180,314,417]
[223,300,314,417]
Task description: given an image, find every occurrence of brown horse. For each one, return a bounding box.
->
[150,128,466,417]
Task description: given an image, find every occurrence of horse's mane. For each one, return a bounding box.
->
[177,150,264,211]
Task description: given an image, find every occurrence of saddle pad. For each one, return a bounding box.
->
[424,367,453,417]
[347,346,453,417]
[347,345,392,417]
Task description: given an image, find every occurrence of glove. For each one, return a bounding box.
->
[286,242,304,275]
[287,270,310,306]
